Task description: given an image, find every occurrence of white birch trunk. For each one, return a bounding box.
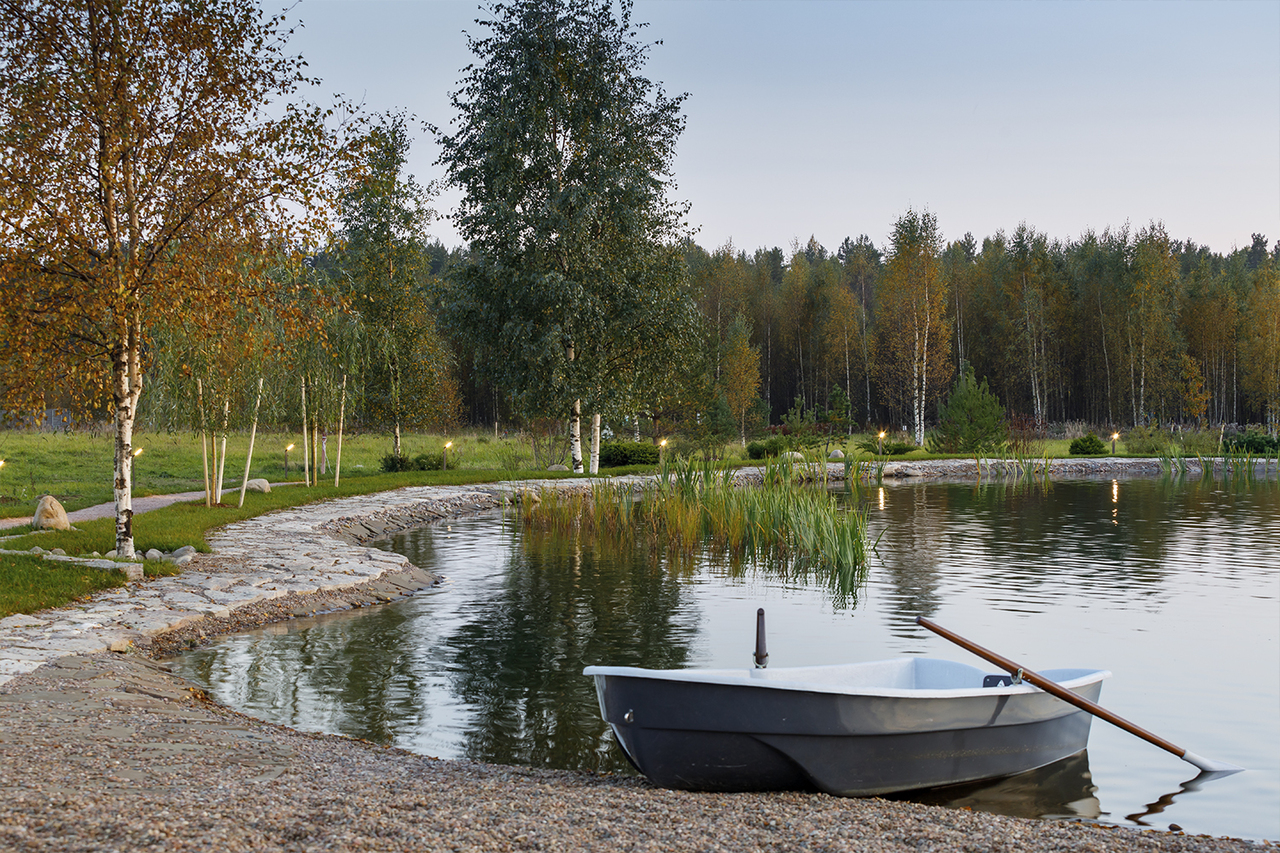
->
[334,374,347,487]
[570,398,583,473]
[301,379,311,487]
[197,378,211,507]
[215,399,229,504]
[111,333,140,559]
[237,377,264,508]
[589,413,601,475]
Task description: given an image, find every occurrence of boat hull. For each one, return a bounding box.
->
[585,660,1107,796]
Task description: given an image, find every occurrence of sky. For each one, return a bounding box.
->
[285,0,1280,257]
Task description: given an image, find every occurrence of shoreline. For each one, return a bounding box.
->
[1,462,1271,851]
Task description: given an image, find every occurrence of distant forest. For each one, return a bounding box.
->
[444,222,1280,437]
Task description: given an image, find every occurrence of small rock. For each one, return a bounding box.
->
[51,548,66,556]
[29,546,45,555]
[828,449,845,459]
[246,478,271,493]
[105,549,117,558]
[782,451,806,462]
[172,545,197,558]
[31,494,71,530]
[145,548,163,561]
[109,637,132,653]
[548,464,570,472]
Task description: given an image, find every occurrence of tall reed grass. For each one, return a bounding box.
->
[518,457,872,594]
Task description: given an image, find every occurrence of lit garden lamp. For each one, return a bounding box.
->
[878,430,886,455]
[444,441,453,471]
[133,447,144,458]
[285,443,294,474]
[659,438,667,465]
[1111,432,1120,456]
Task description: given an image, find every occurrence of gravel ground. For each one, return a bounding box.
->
[0,653,1266,853]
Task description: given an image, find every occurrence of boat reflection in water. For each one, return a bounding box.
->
[895,750,1101,821]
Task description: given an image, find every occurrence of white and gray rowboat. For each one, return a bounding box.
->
[583,658,1110,796]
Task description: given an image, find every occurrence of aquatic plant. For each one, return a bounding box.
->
[518,456,872,581]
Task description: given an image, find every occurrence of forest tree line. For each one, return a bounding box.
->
[124,203,1280,447]
[446,218,1280,443]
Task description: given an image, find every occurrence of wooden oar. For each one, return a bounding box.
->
[916,616,1243,776]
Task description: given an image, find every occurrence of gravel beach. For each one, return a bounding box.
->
[2,462,1271,852]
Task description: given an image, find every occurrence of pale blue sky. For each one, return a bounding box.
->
[288,0,1280,256]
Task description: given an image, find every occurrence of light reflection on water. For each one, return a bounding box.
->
[171,475,1279,841]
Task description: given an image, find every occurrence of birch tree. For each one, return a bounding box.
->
[438,0,696,472]
[874,210,952,445]
[0,0,350,557]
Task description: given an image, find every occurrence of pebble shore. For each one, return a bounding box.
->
[1,462,1270,851]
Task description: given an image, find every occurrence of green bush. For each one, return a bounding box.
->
[1224,431,1280,455]
[380,452,443,473]
[598,441,659,468]
[854,436,915,456]
[414,452,444,471]
[1069,433,1107,455]
[746,436,787,460]
[1123,424,1171,456]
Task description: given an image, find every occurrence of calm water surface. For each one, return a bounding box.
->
[173,475,1280,841]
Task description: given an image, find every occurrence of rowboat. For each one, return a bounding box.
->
[582,657,1110,796]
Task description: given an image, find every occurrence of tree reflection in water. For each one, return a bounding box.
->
[447,525,696,771]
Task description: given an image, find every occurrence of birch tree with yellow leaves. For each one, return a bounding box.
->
[0,0,353,557]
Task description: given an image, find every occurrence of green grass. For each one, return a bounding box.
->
[0,428,605,518]
[0,552,128,618]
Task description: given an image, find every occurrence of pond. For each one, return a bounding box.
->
[171,474,1279,842]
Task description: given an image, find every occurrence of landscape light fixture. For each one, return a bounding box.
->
[878,431,886,455]
[1111,432,1120,455]
[444,440,453,471]
[285,443,294,473]
[132,447,144,457]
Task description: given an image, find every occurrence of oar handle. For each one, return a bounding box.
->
[915,616,1191,757]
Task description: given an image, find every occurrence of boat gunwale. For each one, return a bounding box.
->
[583,659,1112,701]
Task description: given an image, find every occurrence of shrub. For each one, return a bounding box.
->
[855,436,915,456]
[598,441,659,468]
[414,452,443,472]
[380,452,443,473]
[746,436,787,460]
[1069,433,1107,455]
[1123,424,1171,456]
[1224,431,1280,455]
[381,453,414,473]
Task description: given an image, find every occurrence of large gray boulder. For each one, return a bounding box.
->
[31,495,70,531]
[246,478,271,493]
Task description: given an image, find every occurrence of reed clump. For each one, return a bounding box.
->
[518,457,872,580]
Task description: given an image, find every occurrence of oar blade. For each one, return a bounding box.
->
[1181,751,1245,777]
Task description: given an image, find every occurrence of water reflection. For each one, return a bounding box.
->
[895,751,1101,820]
[444,526,696,770]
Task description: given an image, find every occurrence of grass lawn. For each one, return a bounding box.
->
[0,552,130,617]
